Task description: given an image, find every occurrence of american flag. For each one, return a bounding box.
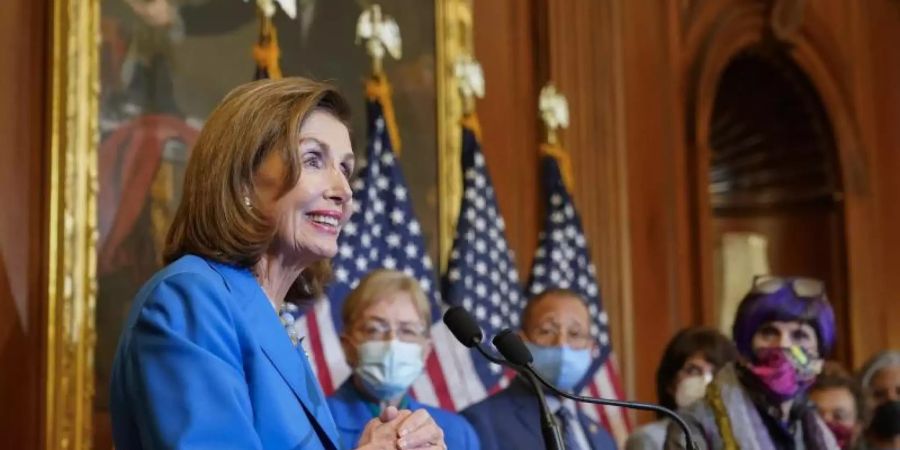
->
[284,91,461,411]
[441,118,526,405]
[526,154,632,442]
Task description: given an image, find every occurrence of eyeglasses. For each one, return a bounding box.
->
[530,323,593,348]
[751,275,826,298]
[355,319,427,343]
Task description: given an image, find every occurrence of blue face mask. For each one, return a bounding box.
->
[525,342,593,391]
[354,340,425,401]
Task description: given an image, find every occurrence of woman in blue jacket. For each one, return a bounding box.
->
[109,77,446,450]
[326,269,480,450]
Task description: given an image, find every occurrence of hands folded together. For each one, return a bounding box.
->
[356,406,447,450]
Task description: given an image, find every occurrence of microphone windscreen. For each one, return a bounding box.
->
[493,329,533,365]
[442,306,483,348]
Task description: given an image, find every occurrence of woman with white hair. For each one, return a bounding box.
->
[857,350,900,449]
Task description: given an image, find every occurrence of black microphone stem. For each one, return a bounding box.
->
[472,342,565,450]
[525,364,699,450]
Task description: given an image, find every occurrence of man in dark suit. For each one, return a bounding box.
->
[461,289,618,450]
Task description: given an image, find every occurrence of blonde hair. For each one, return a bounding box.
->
[341,269,431,331]
[164,77,351,303]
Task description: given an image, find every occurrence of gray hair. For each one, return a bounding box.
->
[858,350,900,389]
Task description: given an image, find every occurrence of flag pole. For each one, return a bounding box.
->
[538,83,575,193]
[356,3,403,154]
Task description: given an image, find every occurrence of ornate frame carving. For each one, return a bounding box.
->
[436,0,472,271]
[46,0,100,448]
[45,1,471,448]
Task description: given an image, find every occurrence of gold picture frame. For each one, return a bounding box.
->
[45,0,471,448]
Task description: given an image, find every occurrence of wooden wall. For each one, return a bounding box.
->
[0,0,48,447]
[474,0,900,425]
[1,1,898,445]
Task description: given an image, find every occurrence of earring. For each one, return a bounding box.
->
[242,196,252,207]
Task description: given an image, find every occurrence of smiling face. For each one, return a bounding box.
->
[255,110,355,266]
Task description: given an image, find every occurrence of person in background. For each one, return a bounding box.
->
[857,350,900,450]
[462,289,617,450]
[664,276,840,450]
[809,362,865,450]
[625,327,738,450]
[327,269,480,450]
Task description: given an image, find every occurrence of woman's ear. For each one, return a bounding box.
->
[340,334,357,368]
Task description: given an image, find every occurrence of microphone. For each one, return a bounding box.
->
[442,305,484,348]
[442,307,565,450]
[493,329,700,450]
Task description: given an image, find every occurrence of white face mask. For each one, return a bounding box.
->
[674,373,712,408]
[354,340,425,401]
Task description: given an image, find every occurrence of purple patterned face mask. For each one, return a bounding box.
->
[748,346,819,401]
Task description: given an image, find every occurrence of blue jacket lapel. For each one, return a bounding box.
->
[209,261,340,450]
[507,378,544,440]
[330,381,376,434]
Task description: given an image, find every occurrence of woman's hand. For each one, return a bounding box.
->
[394,409,446,449]
[355,406,446,450]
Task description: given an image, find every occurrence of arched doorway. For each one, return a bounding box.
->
[707,46,849,362]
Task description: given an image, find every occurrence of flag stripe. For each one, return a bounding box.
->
[422,352,454,410]
[313,300,351,390]
[586,380,612,432]
[430,323,487,410]
[305,309,334,394]
[605,357,633,429]
[410,360,438,406]
[595,366,630,444]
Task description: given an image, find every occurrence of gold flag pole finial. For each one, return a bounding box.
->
[454,53,485,141]
[454,53,485,115]
[250,0,298,79]
[356,4,402,76]
[539,83,575,191]
[358,4,403,153]
[539,83,569,146]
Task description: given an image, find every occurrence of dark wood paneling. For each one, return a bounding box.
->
[473,0,541,279]
[617,1,697,423]
[865,0,900,354]
[0,0,48,447]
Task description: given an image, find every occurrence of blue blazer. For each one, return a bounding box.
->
[461,378,618,450]
[110,255,341,450]
[327,380,481,450]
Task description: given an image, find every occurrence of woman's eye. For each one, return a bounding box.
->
[792,329,811,341]
[341,163,353,177]
[303,153,323,168]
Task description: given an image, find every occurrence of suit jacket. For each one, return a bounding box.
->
[327,380,481,450]
[461,378,618,450]
[109,254,341,450]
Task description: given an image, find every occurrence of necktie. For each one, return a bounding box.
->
[555,405,583,450]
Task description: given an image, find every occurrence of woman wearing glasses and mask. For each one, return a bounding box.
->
[664,276,840,450]
[327,269,481,450]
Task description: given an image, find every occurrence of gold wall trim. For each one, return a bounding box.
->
[46,0,99,448]
[436,0,473,272]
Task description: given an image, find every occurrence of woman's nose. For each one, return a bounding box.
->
[326,167,352,204]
